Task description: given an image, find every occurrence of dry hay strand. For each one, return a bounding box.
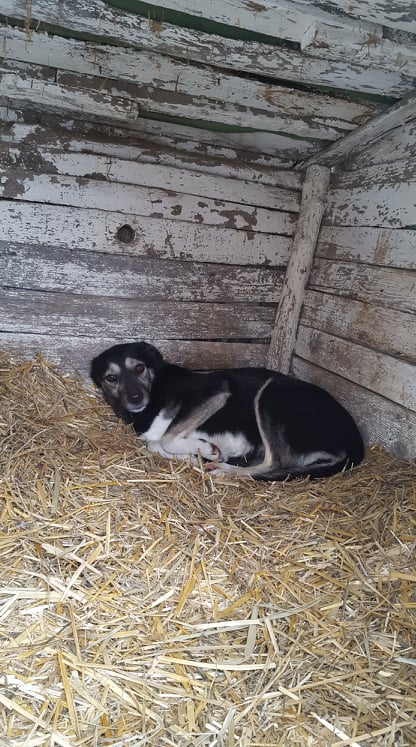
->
[0,352,415,747]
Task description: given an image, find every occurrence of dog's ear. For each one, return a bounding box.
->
[90,356,104,388]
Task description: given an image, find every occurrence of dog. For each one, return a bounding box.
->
[90,342,364,481]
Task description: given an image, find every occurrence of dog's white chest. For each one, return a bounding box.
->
[141,411,173,442]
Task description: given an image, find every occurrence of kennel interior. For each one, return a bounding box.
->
[0,1,416,745]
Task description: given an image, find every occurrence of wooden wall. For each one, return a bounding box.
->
[0,120,302,376]
[292,120,416,457]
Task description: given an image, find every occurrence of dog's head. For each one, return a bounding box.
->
[90,342,164,420]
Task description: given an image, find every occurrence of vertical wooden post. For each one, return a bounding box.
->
[267,163,330,374]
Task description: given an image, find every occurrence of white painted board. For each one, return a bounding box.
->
[0,204,293,266]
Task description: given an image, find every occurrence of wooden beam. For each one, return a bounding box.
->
[299,92,416,169]
[267,164,330,373]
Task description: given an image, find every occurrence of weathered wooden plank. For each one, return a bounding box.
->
[0,289,275,339]
[309,259,416,314]
[0,334,268,377]
[343,120,416,169]
[0,205,293,266]
[294,325,416,412]
[324,181,416,228]
[1,150,301,207]
[302,290,416,363]
[120,0,416,79]
[302,20,416,73]
[0,71,139,125]
[0,0,374,54]
[268,165,330,373]
[292,356,416,458]
[78,114,319,163]
[300,93,416,169]
[0,59,366,142]
[316,226,416,270]
[316,0,416,35]
[0,105,322,162]
[1,122,294,185]
[3,0,415,90]
[59,68,375,139]
[55,70,359,141]
[0,244,284,303]
[121,0,379,43]
[2,22,413,102]
[332,157,416,191]
[0,170,300,216]
[5,142,302,193]
[1,27,380,140]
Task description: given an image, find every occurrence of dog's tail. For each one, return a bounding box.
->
[248,451,352,482]
[224,448,353,482]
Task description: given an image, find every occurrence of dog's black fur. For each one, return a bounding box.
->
[90,342,364,481]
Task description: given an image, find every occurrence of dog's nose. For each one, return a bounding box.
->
[130,392,143,403]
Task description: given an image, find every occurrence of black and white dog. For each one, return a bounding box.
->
[90,342,364,481]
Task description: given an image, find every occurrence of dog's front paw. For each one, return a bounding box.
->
[205,461,235,475]
[199,440,223,462]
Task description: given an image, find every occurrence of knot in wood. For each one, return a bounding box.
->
[117,224,135,243]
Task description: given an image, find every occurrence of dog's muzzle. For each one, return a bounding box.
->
[121,382,150,413]
[122,394,150,413]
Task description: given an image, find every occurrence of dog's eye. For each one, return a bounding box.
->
[135,363,145,374]
[105,374,118,383]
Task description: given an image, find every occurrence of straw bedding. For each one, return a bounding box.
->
[0,353,415,747]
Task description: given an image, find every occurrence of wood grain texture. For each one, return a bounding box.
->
[294,325,416,412]
[0,63,369,142]
[292,356,416,458]
[0,104,322,162]
[315,0,416,34]
[301,94,416,169]
[332,157,416,191]
[0,150,301,206]
[5,143,301,192]
[316,226,416,269]
[118,0,378,43]
[1,244,284,303]
[342,119,416,169]
[0,289,275,340]
[302,20,416,75]
[0,120,296,178]
[302,290,416,363]
[0,71,140,125]
[2,21,414,99]
[1,27,380,141]
[0,207,293,267]
[0,0,376,60]
[310,259,416,314]
[0,170,300,217]
[2,0,415,101]
[0,334,268,378]
[267,165,330,373]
